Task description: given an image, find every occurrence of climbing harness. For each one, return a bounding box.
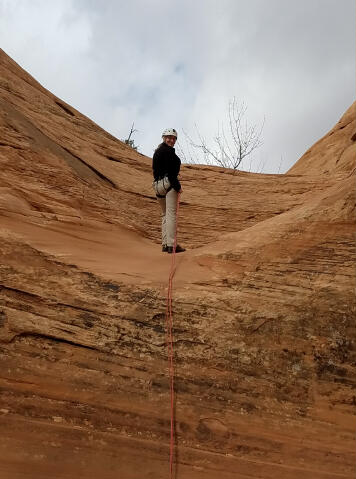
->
[153,176,172,198]
[166,191,180,479]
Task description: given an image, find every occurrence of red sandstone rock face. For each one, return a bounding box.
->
[0,48,355,479]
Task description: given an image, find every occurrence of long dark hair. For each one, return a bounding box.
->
[154,141,164,152]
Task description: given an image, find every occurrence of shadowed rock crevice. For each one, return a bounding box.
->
[54,100,75,117]
[61,146,117,188]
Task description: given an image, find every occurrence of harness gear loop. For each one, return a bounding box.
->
[153,175,172,198]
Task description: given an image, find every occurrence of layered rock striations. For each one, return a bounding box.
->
[0,49,355,478]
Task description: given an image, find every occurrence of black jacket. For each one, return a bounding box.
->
[152,142,181,192]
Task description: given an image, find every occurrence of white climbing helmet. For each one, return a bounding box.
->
[162,128,177,138]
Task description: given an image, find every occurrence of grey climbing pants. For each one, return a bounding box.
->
[157,188,178,247]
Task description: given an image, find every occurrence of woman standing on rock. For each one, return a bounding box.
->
[152,128,185,254]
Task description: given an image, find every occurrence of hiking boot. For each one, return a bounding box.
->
[167,245,186,254]
[162,244,168,252]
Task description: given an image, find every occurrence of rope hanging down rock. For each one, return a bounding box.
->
[166,191,181,479]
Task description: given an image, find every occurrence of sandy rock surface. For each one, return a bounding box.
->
[0,49,355,478]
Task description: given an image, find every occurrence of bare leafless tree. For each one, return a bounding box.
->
[181,97,264,171]
[123,122,139,151]
[175,133,196,164]
[277,155,284,174]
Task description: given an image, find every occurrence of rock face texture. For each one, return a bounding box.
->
[0,48,355,479]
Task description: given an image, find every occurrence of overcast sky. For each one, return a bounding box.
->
[0,0,355,172]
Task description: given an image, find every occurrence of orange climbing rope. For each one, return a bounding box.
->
[166,191,181,479]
